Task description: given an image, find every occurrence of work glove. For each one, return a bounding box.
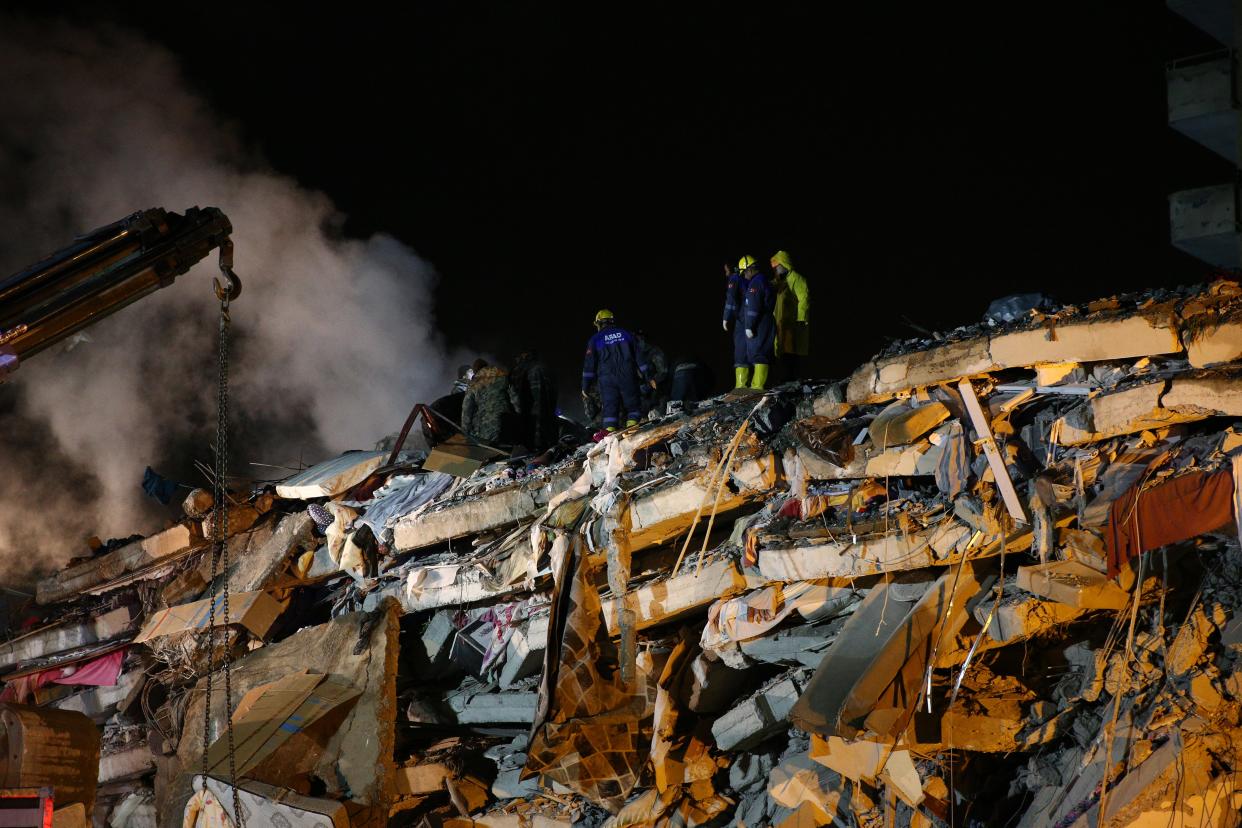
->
[745,328,754,339]
[580,390,590,402]
[722,319,730,332]
[648,379,658,390]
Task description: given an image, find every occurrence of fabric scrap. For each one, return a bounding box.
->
[1104,469,1234,577]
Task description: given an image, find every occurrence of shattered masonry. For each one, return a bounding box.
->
[11,281,1242,827]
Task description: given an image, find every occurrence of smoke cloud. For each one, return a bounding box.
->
[0,18,455,582]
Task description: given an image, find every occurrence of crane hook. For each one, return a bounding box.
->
[214,238,242,303]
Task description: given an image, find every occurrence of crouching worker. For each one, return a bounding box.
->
[581,309,652,438]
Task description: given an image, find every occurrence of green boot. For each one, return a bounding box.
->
[734,366,751,389]
[751,363,769,390]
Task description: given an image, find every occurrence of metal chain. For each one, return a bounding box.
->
[200,285,244,826]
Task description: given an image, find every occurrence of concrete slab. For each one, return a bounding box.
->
[758,519,974,581]
[1164,372,1242,415]
[163,602,400,823]
[848,314,1183,402]
[52,669,143,722]
[393,472,574,551]
[600,557,756,635]
[0,605,137,671]
[274,450,388,499]
[38,524,195,605]
[1054,380,1206,446]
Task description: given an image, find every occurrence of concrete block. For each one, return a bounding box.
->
[422,610,456,664]
[491,766,541,800]
[1016,560,1129,610]
[849,314,1182,402]
[99,746,155,784]
[978,595,1089,644]
[868,401,950,448]
[1187,318,1242,368]
[711,670,809,751]
[498,613,548,690]
[448,687,538,724]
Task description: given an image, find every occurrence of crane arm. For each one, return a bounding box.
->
[0,206,238,380]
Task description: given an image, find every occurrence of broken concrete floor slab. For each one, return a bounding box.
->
[161,602,399,825]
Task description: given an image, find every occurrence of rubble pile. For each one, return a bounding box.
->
[9,280,1242,826]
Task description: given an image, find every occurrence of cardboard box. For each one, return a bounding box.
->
[133,590,284,643]
[423,436,504,478]
[205,670,361,777]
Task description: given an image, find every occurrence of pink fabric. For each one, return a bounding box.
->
[0,648,125,703]
[53,648,124,687]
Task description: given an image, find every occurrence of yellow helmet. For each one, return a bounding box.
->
[593,309,615,326]
[738,255,759,271]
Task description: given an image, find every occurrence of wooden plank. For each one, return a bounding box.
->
[958,379,1029,524]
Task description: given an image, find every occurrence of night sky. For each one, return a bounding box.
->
[14,5,1235,405]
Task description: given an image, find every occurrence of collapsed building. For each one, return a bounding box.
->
[7,281,1242,827]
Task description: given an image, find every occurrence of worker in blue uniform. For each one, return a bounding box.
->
[581,309,652,434]
[723,255,776,389]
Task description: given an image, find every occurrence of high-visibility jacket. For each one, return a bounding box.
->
[772,250,810,357]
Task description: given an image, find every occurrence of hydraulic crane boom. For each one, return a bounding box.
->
[0,206,239,380]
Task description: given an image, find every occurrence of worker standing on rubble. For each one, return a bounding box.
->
[771,250,810,380]
[725,255,776,390]
[636,331,669,414]
[461,358,518,445]
[722,262,747,388]
[582,309,652,437]
[510,350,558,452]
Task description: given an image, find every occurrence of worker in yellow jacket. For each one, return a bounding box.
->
[771,250,809,379]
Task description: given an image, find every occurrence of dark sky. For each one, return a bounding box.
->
[24,4,1235,401]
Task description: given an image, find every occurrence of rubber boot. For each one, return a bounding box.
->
[734,366,751,389]
[751,363,769,390]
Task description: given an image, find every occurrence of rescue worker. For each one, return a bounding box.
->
[510,350,558,452]
[771,250,810,380]
[721,262,746,388]
[461,358,518,444]
[636,331,669,413]
[581,309,652,435]
[669,354,711,405]
[724,255,776,390]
